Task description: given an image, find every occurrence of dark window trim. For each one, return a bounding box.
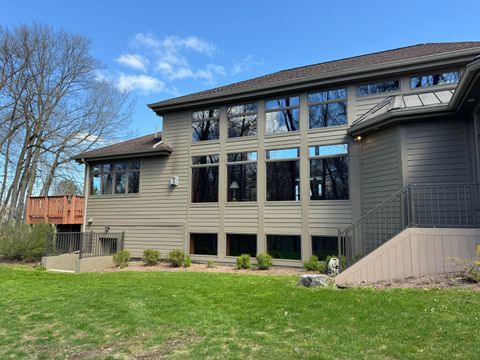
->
[90,160,140,196]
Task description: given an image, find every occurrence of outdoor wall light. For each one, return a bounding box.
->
[354,135,362,141]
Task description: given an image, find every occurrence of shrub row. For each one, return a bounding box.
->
[113,248,192,268]
[0,223,54,261]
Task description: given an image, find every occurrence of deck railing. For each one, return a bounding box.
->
[26,196,84,225]
[45,232,125,259]
[338,183,480,270]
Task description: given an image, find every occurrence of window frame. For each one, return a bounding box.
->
[89,160,140,197]
[410,70,460,89]
[308,143,349,202]
[226,102,258,139]
[356,79,400,97]
[190,154,220,204]
[226,151,258,203]
[311,235,339,261]
[189,233,218,256]
[191,108,220,143]
[265,147,301,202]
[225,233,258,257]
[266,234,302,261]
[264,95,300,136]
[308,88,348,130]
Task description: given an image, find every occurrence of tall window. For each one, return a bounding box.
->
[357,80,400,96]
[309,144,349,200]
[411,71,459,88]
[267,235,301,260]
[227,103,257,138]
[265,96,299,134]
[192,108,220,142]
[226,234,257,257]
[266,148,300,201]
[90,161,140,196]
[308,89,347,129]
[227,152,257,202]
[191,155,219,203]
[190,233,218,255]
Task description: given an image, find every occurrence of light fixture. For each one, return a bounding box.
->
[354,135,362,141]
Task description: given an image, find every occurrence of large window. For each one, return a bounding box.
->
[312,236,338,261]
[226,234,257,257]
[227,103,257,138]
[191,155,219,203]
[411,71,459,88]
[265,96,299,134]
[356,80,400,97]
[266,148,300,201]
[90,161,140,195]
[309,144,349,200]
[190,233,218,255]
[267,235,301,260]
[192,108,220,142]
[308,89,347,129]
[227,152,257,202]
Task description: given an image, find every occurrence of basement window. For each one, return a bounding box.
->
[411,71,459,88]
[192,108,220,142]
[267,235,301,260]
[226,234,257,257]
[190,233,218,255]
[312,236,338,261]
[308,88,347,128]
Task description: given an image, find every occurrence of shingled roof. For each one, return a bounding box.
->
[149,42,480,112]
[73,133,172,162]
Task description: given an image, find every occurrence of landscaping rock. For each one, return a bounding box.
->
[299,274,332,287]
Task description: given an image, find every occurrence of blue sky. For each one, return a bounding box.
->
[1,0,479,137]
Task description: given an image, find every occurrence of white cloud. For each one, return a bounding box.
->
[115,54,148,72]
[117,73,165,93]
[231,54,264,76]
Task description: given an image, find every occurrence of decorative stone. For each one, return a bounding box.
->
[299,274,332,287]
[328,258,340,275]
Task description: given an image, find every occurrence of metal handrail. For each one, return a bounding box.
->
[338,183,480,271]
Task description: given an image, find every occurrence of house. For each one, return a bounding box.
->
[74,42,480,282]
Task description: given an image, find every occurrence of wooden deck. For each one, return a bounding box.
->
[26,196,84,225]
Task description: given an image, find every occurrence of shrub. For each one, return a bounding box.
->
[113,250,130,268]
[304,255,320,271]
[467,245,480,282]
[317,261,327,274]
[207,260,215,268]
[0,223,53,261]
[256,253,273,270]
[236,254,251,269]
[142,249,160,265]
[184,255,191,268]
[168,249,186,267]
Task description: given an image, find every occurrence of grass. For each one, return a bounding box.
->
[0,265,479,359]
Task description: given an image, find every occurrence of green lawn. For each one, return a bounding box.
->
[0,266,478,359]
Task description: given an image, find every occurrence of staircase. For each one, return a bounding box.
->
[338,183,480,271]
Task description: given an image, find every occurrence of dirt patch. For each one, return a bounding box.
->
[99,261,312,276]
[345,272,480,291]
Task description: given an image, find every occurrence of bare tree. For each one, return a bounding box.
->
[0,23,132,221]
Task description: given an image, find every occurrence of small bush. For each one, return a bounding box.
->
[184,255,191,268]
[113,250,130,268]
[0,223,53,261]
[236,254,251,269]
[317,261,327,274]
[207,260,215,268]
[467,245,480,282]
[304,255,320,271]
[256,253,273,270]
[168,249,186,267]
[143,249,160,265]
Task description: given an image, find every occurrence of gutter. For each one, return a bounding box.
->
[73,148,172,164]
[148,47,480,114]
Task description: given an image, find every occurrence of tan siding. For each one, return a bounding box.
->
[309,203,353,234]
[264,204,302,233]
[355,95,388,118]
[224,205,258,232]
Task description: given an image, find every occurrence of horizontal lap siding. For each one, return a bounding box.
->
[309,203,353,235]
[264,205,302,234]
[355,96,387,118]
[189,207,219,232]
[85,111,190,253]
[361,127,402,213]
[224,205,258,232]
[405,120,469,184]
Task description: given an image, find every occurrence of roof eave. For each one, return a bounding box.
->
[148,47,480,114]
[74,149,172,163]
